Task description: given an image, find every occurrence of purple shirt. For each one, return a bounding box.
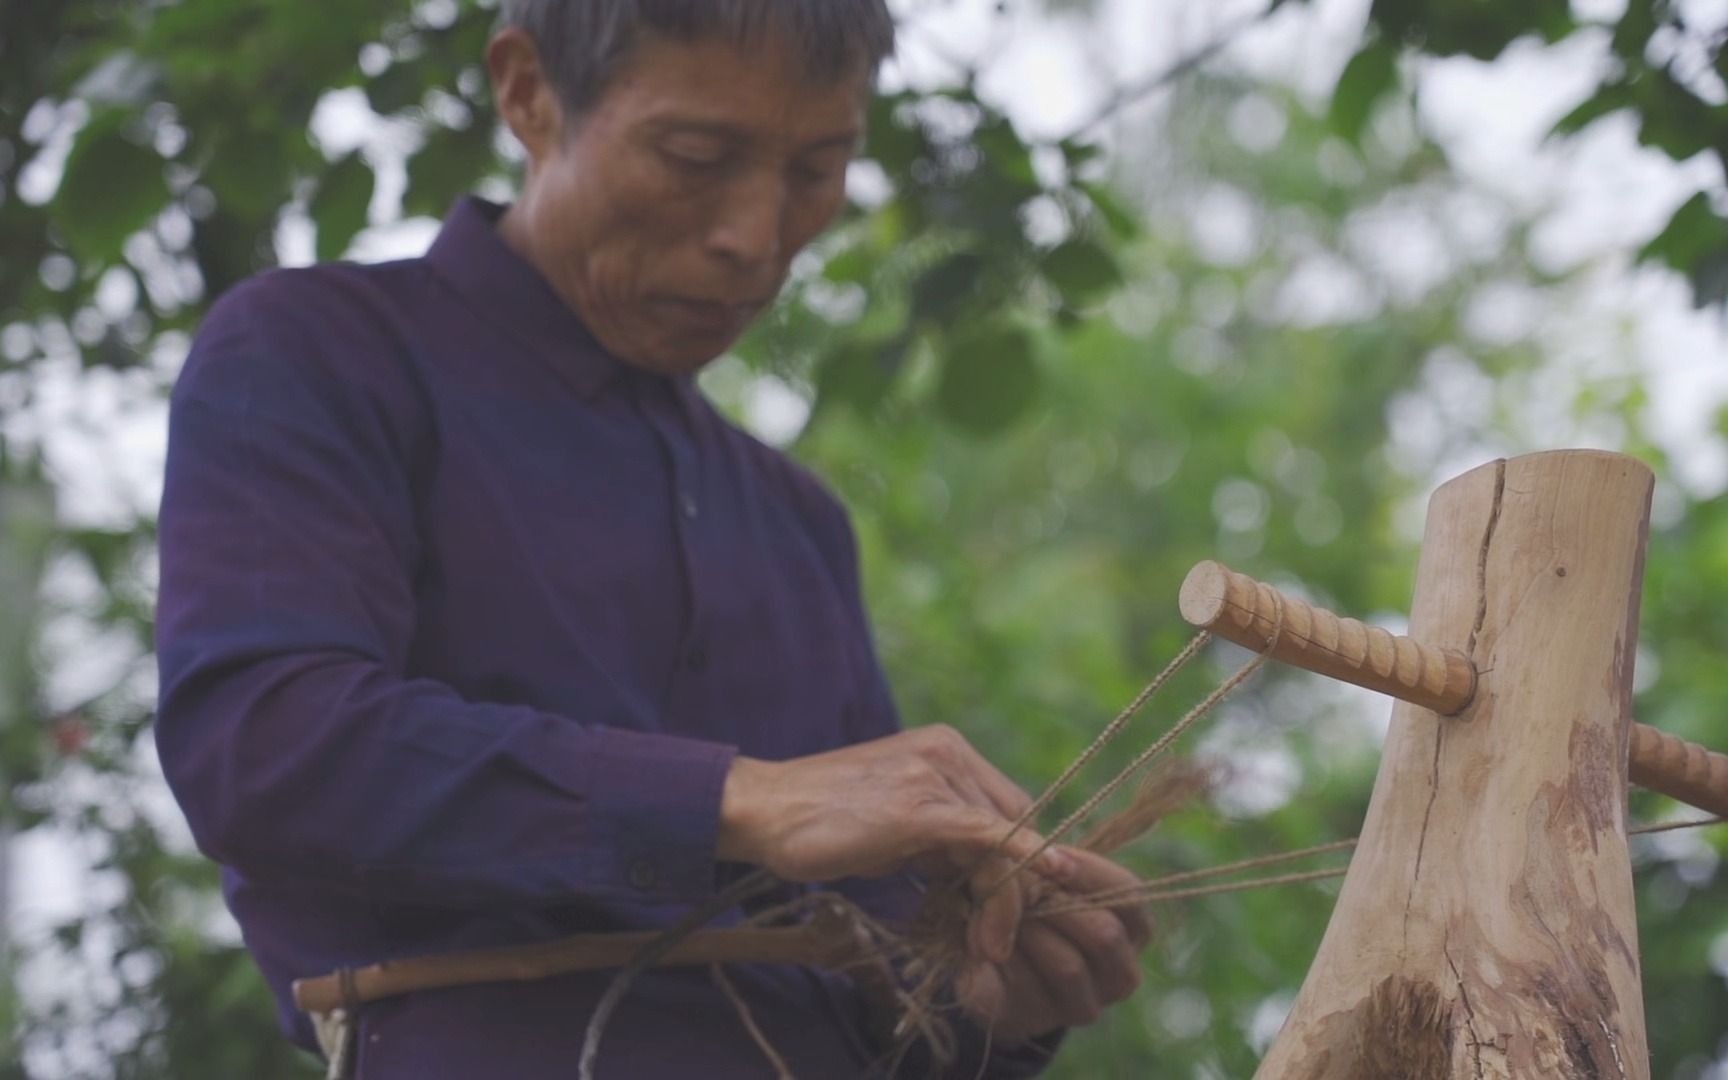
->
[155,198,1053,1077]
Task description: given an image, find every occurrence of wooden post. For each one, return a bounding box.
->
[1257,450,1653,1079]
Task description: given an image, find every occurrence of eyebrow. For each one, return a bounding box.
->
[648,118,862,153]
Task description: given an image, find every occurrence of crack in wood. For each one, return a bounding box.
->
[1410,463,1504,915]
[1598,1018,1627,1078]
[1446,947,1487,1079]
[1466,459,1507,661]
[1411,727,1443,891]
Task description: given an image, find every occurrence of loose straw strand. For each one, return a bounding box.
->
[579,868,781,1080]
[711,963,797,1080]
[989,593,1287,897]
[987,630,1212,862]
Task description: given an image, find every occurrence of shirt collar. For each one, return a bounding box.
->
[425,196,621,400]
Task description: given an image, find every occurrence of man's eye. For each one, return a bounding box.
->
[790,160,844,186]
[660,146,728,172]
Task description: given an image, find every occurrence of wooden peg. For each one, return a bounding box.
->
[1179,559,1477,715]
[1181,558,1728,821]
[1631,722,1728,820]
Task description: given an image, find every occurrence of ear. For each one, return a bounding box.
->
[485,27,567,166]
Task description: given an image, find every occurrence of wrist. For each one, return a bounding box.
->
[716,755,776,865]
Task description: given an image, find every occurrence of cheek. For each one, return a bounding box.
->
[580,175,715,294]
[783,184,848,254]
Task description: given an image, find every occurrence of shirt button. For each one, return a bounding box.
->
[679,492,699,520]
[628,860,657,891]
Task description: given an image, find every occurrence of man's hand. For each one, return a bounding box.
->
[717,726,1068,962]
[953,847,1152,1044]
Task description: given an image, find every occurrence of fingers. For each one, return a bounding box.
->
[1017,922,1103,1028]
[1034,904,1142,1004]
[954,952,1065,1043]
[956,926,1099,1042]
[922,802,1069,881]
[1044,847,1153,948]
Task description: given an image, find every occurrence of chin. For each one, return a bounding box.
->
[643,329,745,376]
[630,342,732,377]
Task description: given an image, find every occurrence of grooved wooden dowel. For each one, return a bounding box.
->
[1631,723,1728,820]
[1179,560,1477,715]
[1181,559,1728,821]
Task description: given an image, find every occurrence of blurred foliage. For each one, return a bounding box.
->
[1335,0,1728,308]
[0,0,1725,1077]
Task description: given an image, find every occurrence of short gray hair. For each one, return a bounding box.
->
[499,0,896,117]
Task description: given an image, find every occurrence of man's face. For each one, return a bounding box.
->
[505,33,867,375]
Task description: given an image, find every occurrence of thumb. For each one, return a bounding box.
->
[969,855,1022,965]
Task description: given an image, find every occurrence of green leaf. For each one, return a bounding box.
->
[815,336,909,414]
[1041,237,1121,306]
[50,109,168,262]
[1609,2,1658,64]
[1632,66,1723,162]
[1329,40,1398,145]
[366,61,427,115]
[974,116,1036,187]
[864,93,925,176]
[911,251,986,322]
[821,243,874,286]
[404,124,495,219]
[1639,193,1728,308]
[936,323,1040,436]
[1078,180,1141,239]
[309,151,375,262]
[1631,190,1728,304]
[1550,82,1633,139]
[1059,137,1104,172]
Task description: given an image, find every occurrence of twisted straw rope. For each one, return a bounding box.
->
[985,590,1288,898]
[1034,816,1727,917]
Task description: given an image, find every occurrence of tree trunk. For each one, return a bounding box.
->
[1257,450,1653,1079]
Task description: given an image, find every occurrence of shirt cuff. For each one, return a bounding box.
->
[581,726,737,901]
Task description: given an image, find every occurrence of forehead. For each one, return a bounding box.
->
[588,31,871,138]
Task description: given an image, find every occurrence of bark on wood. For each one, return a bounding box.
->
[1257,450,1653,1079]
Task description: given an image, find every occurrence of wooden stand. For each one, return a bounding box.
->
[1256,450,1653,1079]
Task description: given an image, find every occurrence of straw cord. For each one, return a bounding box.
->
[1033,816,1727,917]
[1629,815,1726,837]
[985,592,1288,898]
[1037,866,1352,915]
[1059,837,1361,912]
[984,631,1213,864]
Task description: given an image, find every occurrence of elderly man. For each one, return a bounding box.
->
[155,1,1149,1075]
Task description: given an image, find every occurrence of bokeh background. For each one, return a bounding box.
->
[3,0,1727,1076]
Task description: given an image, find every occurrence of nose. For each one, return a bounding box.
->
[705,173,785,271]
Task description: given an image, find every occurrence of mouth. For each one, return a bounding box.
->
[657,296,769,334]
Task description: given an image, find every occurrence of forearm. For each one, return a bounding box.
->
[157,650,736,906]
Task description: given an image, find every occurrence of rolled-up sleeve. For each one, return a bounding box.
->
[154,274,735,907]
